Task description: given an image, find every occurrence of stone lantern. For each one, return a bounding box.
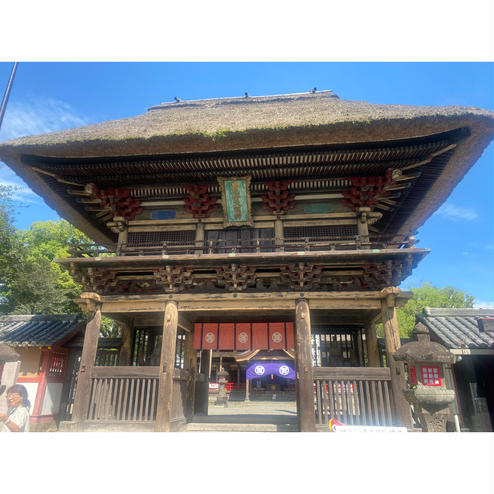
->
[393,323,456,432]
[215,367,229,407]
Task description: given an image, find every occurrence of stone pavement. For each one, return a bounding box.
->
[186,400,299,431]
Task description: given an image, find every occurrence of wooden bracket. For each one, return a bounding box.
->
[75,292,102,312]
[261,181,295,215]
[106,216,128,233]
[184,185,218,218]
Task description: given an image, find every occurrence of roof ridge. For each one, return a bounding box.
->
[422,307,494,316]
[147,90,339,111]
[0,313,83,321]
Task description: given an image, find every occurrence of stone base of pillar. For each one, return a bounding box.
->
[415,405,450,432]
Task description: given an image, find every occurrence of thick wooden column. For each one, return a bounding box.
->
[195,220,205,253]
[295,299,316,432]
[380,288,412,429]
[194,350,211,416]
[71,301,101,423]
[366,322,380,367]
[274,218,284,251]
[357,207,370,247]
[118,322,133,365]
[183,326,197,421]
[155,301,178,432]
[194,350,211,415]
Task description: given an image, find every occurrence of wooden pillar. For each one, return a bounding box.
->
[245,378,250,402]
[295,299,316,432]
[194,349,211,415]
[380,288,412,429]
[71,302,101,423]
[274,217,284,251]
[357,207,370,248]
[366,322,380,367]
[183,327,197,421]
[118,322,133,365]
[155,301,178,432]
[32,351,50,419]
[195,220,205,253]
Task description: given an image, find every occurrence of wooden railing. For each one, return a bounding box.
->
[69,233,418,258]
[87,366,159,422]
[313,367,394,430]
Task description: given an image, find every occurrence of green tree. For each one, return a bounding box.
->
[0,217,94,314]
[396,282,474,337]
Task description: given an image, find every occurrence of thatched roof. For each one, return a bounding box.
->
[0,91,493,244]
[1,91,493,156]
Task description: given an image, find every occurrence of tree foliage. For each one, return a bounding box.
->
[0,183,121,335]
[396,282,475,336]
[0,181,92,314]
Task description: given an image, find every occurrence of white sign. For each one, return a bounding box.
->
[332,425,407,433]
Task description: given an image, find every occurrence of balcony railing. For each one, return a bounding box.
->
[68,234,417,258]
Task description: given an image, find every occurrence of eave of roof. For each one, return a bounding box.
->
[0,314,86,347]
[416,307,494,350]
[0,91,492,245]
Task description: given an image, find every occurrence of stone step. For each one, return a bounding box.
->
[185,422,298,432]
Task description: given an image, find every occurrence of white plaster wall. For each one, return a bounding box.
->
[21,382,38,415]
[41,382,63,415]
[0,361,21,415]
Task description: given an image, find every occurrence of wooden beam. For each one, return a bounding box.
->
[71,306,101,423]
[295,299,316,432]
[155,301,178,432]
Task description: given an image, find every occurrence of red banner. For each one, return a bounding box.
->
[202,323,218,350]
[235,323,251,350]
[219,323,235,350]
[193,323,202,350]
[194,322,294,351]
[252,323,268,350]
[268,322,286,350]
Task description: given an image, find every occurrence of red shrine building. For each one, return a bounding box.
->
[0,91,492,431]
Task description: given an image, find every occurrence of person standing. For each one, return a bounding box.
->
[0,384,30,432]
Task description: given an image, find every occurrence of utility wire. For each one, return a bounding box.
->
[0,62,19,131]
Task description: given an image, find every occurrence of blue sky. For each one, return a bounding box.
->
[0,62,493,306]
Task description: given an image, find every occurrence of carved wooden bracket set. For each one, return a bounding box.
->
[85,183,143,221]
[72,256,417,296]
[261,181,296,215]
[184,185,218,218]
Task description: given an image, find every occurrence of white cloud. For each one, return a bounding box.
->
[0,97,91,206]
[0,97,90,142]
[435,203,478,222]
[473,300,494,310]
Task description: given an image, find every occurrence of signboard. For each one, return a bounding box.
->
[328,418,407,432]
[332,425,408,433]
[218,176,253,227]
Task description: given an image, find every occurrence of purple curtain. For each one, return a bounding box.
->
[246,361,296,380]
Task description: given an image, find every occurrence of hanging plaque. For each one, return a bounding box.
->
[217,176,253,227]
